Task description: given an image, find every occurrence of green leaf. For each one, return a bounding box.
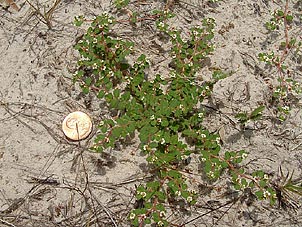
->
[145,202,152,209]
[235,112,248,123]
[156,191,166,201]
[285,15,293,22]
[167,180,178,193]
[255,190,264,200]
[212,70,228,81]
[105,93,113,102]
[150,141,158,148]
[168,170,181,178]
[144,218,151,224]
[204,160,212,173]
[161,119,169,127]
[132,218,139,226]
[234,183,241,190]
[241,178,248,187]
[121,91,130,101]
[82,86,89,94]
[152,212,160,222]
[156,203,165,211]
[146,181,160,189]
[259,180,267,188]
[234,157,243,164]
[97,90,105,99]
[74,15,85,26]
[253,170,264,178]
[113,89,120,98]
[250,106,265,119]
[85,77,92,86]
[276,10,284,17]
[225,151,231,160]
[126,122,136,133]
[249,181,254,188]
[111,127,122,139]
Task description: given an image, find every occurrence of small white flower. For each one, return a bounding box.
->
[263,190,271,198]
[263,174,269,180]
[170,72,176,78]
[143,145,148,151]
[193,30,199,36]
[151,156,158,162]
[93,38,98,43]
[198,112,204,118]
[282,106,290,111]
[108,19,113,23]
[187,196,193,202]
[150,115,155,120]
[158,22,165,28]
[146,58,151,65]
[160,138,165,144]
[175,191,181,196]
[201,157,207,162]
[190,189,197,194]
[140,191,147,198]
[215,137,221,144]
[207,171,215,178]
[129,213,136,220]
[108,71,114,77]
[159,211,166,217]
[158,221,164,227]
[92,63,98,69]
[210,18,215,23]
[179,104,184,110]
[157,118,162,123]
[242,153,248,159]
[263,56,270,62]
[200,134,206,138]
[171,33,177,39]
[99,121,104,126]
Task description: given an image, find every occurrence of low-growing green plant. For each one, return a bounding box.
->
[235,106,265,127]
[259,0,302,121]
[272,167,302,210]
[114,0,130,9]
[72,5,293,227]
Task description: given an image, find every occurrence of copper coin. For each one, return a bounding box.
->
[62,111,92,140]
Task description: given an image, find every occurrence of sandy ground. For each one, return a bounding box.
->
[0,0,302,226]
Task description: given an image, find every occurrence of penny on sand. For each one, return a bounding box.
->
[62,111,92,140]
